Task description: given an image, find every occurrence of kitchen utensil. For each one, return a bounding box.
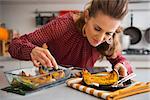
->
[3,66,71,95]
[144,28,150,43]
[112,73,136,87]
[35,13,42,26]
[124,13,142,44]
[0,66,4,68]
[121,34,130,50]
[35,13,55,26]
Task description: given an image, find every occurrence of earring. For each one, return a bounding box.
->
[85,18,88,23]
[82,25,86,37]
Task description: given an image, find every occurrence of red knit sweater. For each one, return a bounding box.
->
[8,13,133,74]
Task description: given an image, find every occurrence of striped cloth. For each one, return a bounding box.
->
[66,78,150,100]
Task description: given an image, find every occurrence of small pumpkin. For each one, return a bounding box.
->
[52,70,65,80]
[82,69,119,86]
[0,27,8,40]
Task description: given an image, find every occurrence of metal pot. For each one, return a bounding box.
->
[144,28,150,43]
[35,13,55,26]
[121,34,130,50]
[123,13,142,45]
[35,14,42,26]
[42,13,55,25]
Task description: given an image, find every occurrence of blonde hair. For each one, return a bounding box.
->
[76,0,128,57]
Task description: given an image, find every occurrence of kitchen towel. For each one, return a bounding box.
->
[66,78,150,100]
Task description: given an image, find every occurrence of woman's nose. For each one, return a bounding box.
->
[97,32,106,42]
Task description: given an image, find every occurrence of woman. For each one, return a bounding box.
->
[8,0,133,76]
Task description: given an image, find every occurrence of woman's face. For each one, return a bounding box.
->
[84,11,121,47]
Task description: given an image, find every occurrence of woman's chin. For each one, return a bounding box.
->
[89,40,101,47]
[90,43,100,47]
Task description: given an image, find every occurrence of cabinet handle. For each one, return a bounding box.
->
[136,67,150,69]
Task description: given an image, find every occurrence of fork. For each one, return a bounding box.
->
[112,73,136,87]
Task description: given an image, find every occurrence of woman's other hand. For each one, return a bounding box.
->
[30,46,58,69]
[114,63,128,77]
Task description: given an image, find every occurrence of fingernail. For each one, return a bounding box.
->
[47,63,52,67]
[42,64,46,67]
[55,65,58,70]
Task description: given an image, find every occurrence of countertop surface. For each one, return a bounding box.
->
[0,57,150,100]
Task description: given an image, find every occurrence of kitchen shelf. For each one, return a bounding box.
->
[34,10,59,14]
[34,9,82,26]
[129,0,150,4]
[129,9,150,12]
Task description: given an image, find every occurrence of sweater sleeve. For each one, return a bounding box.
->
[8,13,73,60]
[107,51,133,74]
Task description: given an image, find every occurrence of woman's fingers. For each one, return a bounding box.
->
[50,57,58,69]
[114,63,128,77]
[43,49,58,69]
[31,53,39,67]
[38,52,52,67]
[32,59,40,67]
[31,47,58,68]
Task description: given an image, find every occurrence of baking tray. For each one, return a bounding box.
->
[2,65,71,95]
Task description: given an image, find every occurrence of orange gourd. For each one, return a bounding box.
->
[82,69,119,86]
[0,27,8,40]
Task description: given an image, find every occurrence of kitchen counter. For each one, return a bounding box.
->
[123,55,150,61]
[95,55,150,69]
[0,57,150,100]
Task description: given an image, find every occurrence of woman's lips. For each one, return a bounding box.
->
[92,38,101,45]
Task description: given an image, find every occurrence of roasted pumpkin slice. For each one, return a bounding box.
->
[52,70,65,80]
[11,78,38,90]
[82,69,119,86]
[39,66,48,74]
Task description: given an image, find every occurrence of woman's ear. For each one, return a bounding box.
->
[84,10,90,23]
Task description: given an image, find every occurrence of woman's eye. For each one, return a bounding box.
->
[94,27,101,31]
[106,32,114,36]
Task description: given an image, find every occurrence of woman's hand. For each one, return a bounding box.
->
[30,46,58,69]
[114,63,128,77]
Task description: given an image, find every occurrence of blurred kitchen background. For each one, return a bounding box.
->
[0,0,150,82]
[0,0,150,56]
[0,0,150,58]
